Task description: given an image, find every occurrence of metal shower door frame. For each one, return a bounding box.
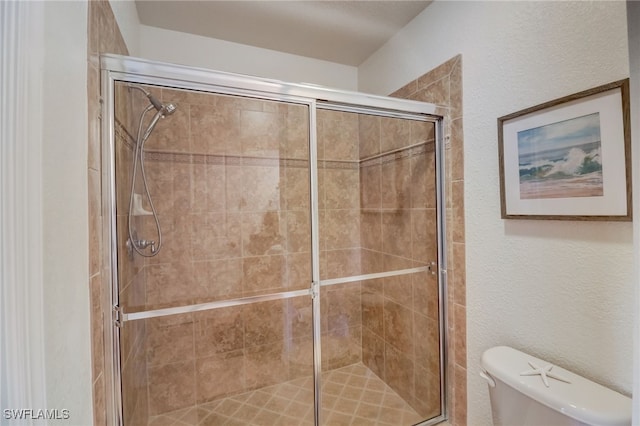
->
[100,54,448,426]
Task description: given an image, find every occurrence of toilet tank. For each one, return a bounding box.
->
[481,346,631,426]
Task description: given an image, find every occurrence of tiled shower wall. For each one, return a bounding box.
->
[88,2,465,419]
[391,56,466,426]
[87,1,130,425]
[122,89,317,416]
[358,116,440,419]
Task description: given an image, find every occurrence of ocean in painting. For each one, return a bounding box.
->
[517,113,603,199]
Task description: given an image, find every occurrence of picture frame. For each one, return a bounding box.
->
[498,79,632,221]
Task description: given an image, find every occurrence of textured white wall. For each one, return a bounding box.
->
[359,2,632,425]
[139,24,358,90]
[42,1,93,423]
[627,1,640,423]
[109,0,140,56]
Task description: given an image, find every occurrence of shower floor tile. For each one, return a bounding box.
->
[147,363,424,426]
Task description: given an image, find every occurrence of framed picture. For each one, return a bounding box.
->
[498,79,632,221]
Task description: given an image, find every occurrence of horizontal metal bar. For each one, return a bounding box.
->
[316,101,436,121]
[359,140,433,163]
[319,266,429,287]
[122,289,310,322]
[101,54,439,116]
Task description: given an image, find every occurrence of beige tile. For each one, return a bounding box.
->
[283,166,310,211]
[286,210,311,253]
[362,328,385,379]
[284,104,310,160]
[359,163,382,209]
[319,112,359,161]
[390,79,418,99]
[189,104,237,156]
[410,149,437,209]
[322,327,362,370]
[242,165,281,212]
[323,209,360,251]
[413,77,450,107]
[358,114,381,159]
[413,271,439,321]
[452,242,466,306]
[240,110,284,158]
[326,282,361,331]
[196,350,245,403]
[451,118,464,181]
[241,211,286,256]
[381,211,412,260]
[414,313,440,375]
[144,102,190,153]
[411,208,438,263]
[454,304,467,368]
[148,360,196,415]
[88,169,102,276]
[194,307,243,358]
[417,59,456,90]
[145,262,195,309]
[452,180,465,243]
[243,300,285,346]
[242,255,286,294]
[381,117,411,153]
[383,299,414,355]
[286,252,312,290]
[147,313,195,366]
[450,57,463,120]
[245,343,289,389]
[383,272,413,309]
[381,158,411,210]
[384,344,414,404]
[324,248,362,280]
[92,373,106,426]
[410,120,436,145]
[361,280,384,336]
[324,169,359,209]
[192,258,243,301]
[87,63,101,172]
[89,275,104,383]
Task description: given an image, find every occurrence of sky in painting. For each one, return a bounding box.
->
[517,112,601,156]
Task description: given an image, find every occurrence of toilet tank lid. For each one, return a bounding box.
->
[481,346,631,426]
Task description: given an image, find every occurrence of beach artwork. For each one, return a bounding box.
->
[517,112,603,199]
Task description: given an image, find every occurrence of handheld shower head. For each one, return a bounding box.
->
[128,84,176,117]
[146,92,164,112]
[162,103,177,116]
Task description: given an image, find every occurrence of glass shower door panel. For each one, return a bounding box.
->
[126,296,316,425]
[317,110,441,424]
[114,82,312,314]
[114,83,315,425]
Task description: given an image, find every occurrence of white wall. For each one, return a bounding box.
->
[627,1,640,423]
[109,0,141,56]
[359,2,632,424]
[139,24,358,90]
[42,1,93,424]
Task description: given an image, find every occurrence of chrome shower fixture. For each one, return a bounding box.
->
[126,84,177,257]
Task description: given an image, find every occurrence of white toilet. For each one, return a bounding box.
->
[481,346,632,426]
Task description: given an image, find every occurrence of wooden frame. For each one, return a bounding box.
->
[498,79,632,221]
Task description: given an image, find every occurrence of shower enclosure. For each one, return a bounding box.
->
[101,55,447,426]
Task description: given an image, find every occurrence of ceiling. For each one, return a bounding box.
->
[135,1,432,66]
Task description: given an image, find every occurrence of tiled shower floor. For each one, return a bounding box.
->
[148,363,424,426]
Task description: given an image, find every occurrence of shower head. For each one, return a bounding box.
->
[128,84,177,117]
[145,92,177,118]
[162,103,177,116]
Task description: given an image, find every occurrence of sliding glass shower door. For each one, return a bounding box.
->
[113,83,316,424]
[316,110,441,425]
[103,55,445,426]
